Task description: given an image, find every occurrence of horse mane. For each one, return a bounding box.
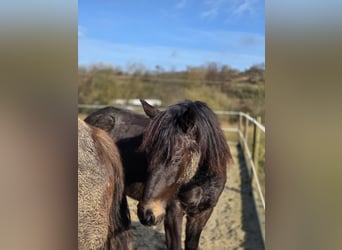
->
[139,100,232,176]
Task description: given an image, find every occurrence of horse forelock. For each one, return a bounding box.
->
[139,109,180,167]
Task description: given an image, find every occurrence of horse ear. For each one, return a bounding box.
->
[84,114,115,132]
[178,108,196,133]
[140,99,160,118]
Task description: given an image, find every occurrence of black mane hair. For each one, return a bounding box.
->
[139,100,232,175]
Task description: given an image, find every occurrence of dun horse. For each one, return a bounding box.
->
[85,100,232,250]
[78,118,131,250]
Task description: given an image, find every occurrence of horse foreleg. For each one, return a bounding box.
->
[164,200,184,250]
[185,208,214,250]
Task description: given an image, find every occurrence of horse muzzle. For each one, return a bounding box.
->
[137,201,165,226]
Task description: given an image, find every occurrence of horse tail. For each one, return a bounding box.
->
[91,126,132,249]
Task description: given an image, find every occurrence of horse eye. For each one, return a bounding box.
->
[171,156,181,165]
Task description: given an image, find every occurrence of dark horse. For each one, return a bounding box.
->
[78,118,131,250]
[85,100,232,250]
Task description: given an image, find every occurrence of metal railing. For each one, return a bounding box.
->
[78,104,265,243]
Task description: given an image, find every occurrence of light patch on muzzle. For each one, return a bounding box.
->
[141,200,166,222]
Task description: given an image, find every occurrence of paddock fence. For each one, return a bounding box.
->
[216,111,265,243]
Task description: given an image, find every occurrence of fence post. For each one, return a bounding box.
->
[244,114,249,145]
[251,116,265,243]
[238,113,242,146]
[252,116,261,170]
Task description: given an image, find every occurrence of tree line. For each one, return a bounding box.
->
[78,62,265,120]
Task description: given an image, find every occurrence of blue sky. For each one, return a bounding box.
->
[79,0,264,71]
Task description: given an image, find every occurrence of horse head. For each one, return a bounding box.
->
[137,100,202,226]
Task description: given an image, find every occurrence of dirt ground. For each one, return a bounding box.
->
[127,143,264,250]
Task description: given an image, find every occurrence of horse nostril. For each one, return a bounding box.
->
[145,209,155,225]
[137,205,156,226]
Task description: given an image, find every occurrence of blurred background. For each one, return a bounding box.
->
[78,0,265,120]
[78,62,265,119]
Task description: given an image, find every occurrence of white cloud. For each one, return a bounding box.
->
[78,25,86,38]
[175,0,187,9]
[201,0,223,19]
[233,0,256,16]
[161,28,264,53]
[239,35,261,46]
[78,37,264,71]
[200,0,260,19]
[200,8,219,18]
